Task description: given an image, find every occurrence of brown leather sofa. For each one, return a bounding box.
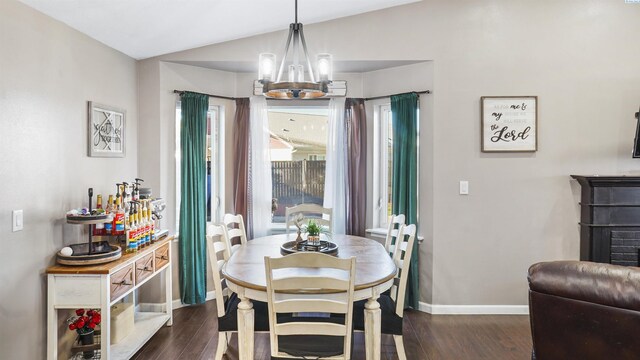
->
[528,261,640,360]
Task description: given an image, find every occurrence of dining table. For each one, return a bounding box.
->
[222,233,397,360]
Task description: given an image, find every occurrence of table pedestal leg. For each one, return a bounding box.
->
[364,295,381,360]
[237,295,254,360]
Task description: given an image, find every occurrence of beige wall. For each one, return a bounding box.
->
[141,0,640,307]
[137,61,238,300]
[363,62,435,303]
[0,0,138,358]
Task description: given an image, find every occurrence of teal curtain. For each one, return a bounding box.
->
[391,92,419,309]
[179,92,209,305]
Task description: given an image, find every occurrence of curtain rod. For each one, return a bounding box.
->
[364,90,430,101]
[173,90,236,101]
[174,89,431,102]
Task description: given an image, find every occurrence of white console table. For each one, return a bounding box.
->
[47,237,173,359]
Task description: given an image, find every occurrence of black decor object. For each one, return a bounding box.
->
[633,108,640,158]
[571,175,640,266]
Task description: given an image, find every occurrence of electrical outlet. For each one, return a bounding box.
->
[459,181,469,195]
[12,210,23,232]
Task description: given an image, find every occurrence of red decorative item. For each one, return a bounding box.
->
[66,308,101,336]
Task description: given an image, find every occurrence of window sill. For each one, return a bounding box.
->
[366,227,424,244]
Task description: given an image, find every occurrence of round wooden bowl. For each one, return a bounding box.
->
[57,242,122,266]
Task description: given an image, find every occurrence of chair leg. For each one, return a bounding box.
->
[215,332,228,360]
[393,334,407,360]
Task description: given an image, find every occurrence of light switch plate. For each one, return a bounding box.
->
[12,210,23,232]
[459,181,469,195]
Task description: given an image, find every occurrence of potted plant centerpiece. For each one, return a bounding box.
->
[305,220,322,246]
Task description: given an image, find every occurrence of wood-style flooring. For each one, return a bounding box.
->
[134,300,532,360]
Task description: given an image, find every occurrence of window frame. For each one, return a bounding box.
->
[372,103,392,229]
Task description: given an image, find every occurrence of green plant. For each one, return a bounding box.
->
[305,220,321,236]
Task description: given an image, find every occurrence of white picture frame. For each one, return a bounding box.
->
[481,96,537,152]
[88,101,126,157]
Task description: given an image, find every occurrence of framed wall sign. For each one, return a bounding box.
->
[481,96,537,152]
[88,101,126,157]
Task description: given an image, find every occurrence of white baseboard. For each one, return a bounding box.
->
[418,301,529,315]
[171,290,217,310]
[167,295,527,315]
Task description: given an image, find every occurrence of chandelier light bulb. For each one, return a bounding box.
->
[316,53,333,81]
[259,53,276,81]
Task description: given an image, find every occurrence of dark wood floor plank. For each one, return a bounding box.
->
[138,301,532,360]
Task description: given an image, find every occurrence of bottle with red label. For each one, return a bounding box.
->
[93,195,105,236]
[104,195,114,234]
[113,196,125,236]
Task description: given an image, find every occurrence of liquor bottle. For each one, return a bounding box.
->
[149,201,156,244]
[130,208,139,253]
[124,216,133,254]
[136,205,144,249]
[114,196,126,236]
[104,195,114,234]
[142,201,150,247]
[139,204,148,248]
[94,195,105,236]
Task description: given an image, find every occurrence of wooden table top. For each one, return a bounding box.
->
[46,236,173,275]
[222,234,396,291]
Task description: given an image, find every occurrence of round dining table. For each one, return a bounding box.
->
[222,233,397,360]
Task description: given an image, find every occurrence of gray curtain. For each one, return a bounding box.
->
[232,98,251,237]
[345,98,367,236]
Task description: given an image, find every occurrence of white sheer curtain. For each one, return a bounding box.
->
[323,98,347,235]
[249,96,273,238]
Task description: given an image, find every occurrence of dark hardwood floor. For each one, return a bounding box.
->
[134,300,532,360]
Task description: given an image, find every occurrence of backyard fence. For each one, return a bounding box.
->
[271,160,325,222]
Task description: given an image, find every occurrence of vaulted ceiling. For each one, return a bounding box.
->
[18,0,420,59]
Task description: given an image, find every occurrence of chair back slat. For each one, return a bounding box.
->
[272,277,350,292]
[272,299,349,314]
[223,213,248,252]
[284,204,333,234]
[265,253,355,359]
[206,223,232,318]
[384,214,406,256]
[391,224,417,317]
[270,252,350,270]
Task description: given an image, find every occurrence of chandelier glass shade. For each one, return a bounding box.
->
[254,1,346,99]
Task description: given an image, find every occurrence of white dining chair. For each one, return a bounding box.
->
[384,214,406,256]
[353,224,417,360]
[264,252,356,360]
[206,223,268,360]
[223,213,247,254]
[284,204,332,234]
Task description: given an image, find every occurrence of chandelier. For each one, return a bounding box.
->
[253,0,347,99]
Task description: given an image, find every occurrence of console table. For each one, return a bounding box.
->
[47,237,173,360]
[572,175,640,266]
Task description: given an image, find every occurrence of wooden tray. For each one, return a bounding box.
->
[57,242,122,266]
[67,214,113,225]
[280,240,338,256]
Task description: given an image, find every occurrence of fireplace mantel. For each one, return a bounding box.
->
[572,175,640,266]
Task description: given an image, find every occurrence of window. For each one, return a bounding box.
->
[175,102,225,231]
[372,103,420,230]
[373,104,393,229]
[268,106,328,223]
